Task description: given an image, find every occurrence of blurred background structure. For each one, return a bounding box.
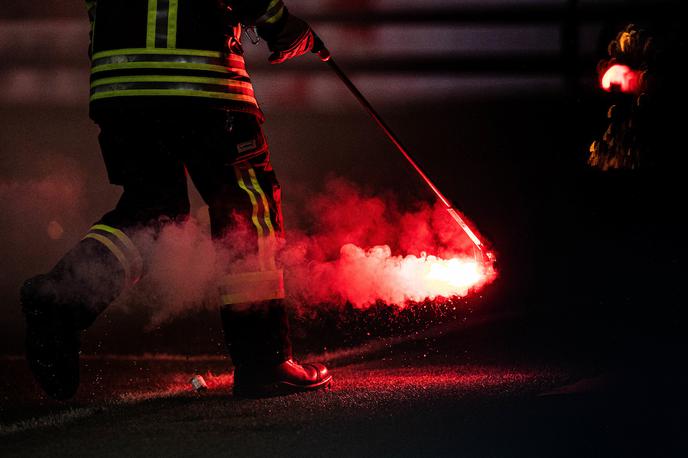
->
[1,0,684,358]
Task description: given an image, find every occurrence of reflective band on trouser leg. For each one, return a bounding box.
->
[234,166,278,272]
[221,270,285,305]
[82,224,144,289]
[247,168,276,239]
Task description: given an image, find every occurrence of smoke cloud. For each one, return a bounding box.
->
[118,177,495,325]
[280,178,492,308]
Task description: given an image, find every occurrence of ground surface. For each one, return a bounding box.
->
[1,315,683,457]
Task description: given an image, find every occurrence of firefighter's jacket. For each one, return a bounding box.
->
[85,0,285,122]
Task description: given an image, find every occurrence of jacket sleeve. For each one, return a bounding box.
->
[229,0,286,27]
[85,1,96,28]
[85,1,97,58]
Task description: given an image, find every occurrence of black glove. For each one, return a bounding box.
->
[257,9,314,64]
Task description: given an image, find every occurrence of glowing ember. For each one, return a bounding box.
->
[601,64,641,93]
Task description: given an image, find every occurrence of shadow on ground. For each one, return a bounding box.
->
[1,312,685,457]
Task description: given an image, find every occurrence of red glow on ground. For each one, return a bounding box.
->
[177,366,537,397]
[123,366,536,400]
[601,64,641,93]
[118,371,235,401]
[338,366,536,393]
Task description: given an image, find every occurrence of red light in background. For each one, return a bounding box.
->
[601,64,641,93]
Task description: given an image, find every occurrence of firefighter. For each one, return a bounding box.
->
[20,0,331,400]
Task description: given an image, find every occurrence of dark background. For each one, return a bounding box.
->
[1,0,685,377]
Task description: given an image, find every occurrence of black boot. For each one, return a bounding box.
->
[20,238,125,400]
[220,300,332,398]
[21,275,81,400]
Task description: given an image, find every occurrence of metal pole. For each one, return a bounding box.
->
[311,36,493,262]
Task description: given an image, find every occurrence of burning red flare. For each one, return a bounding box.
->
[601,64,641,93]
[280,180,498,309]
[329,244,495,307]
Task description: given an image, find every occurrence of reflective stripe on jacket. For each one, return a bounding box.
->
[88,0,271,120]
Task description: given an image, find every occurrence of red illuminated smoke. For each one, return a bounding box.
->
[280,178,495,308]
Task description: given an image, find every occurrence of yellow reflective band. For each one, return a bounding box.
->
[235,167,267,269]
[222,270,283,287]
[248,167,276,238]
[221,290,284,305]
[90,76,255,90]
[90,224,136,254]
[235,167,264,239]
[167,0,178,48]
[89,224,143,282]
[248,168,277,270]
[90,90,258,105]
[220,269,285,305]
[264,0,282,13]
[147,0,158,48]
[91,52,246,71]
[265,6,285,24]
[258,0,285,25]
[93,48,223,59]
[91,62,249,78]
[83,233,132,287]
[247,168,275,235]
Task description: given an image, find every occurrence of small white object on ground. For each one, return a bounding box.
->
[190,375,208,392]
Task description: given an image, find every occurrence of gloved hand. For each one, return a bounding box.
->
[257,9,315,64]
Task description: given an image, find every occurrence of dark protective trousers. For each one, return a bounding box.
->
[43,108,292,367]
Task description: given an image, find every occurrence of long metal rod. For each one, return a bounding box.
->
[311,37,491,257]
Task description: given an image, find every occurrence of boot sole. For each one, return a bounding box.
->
[234,375,333,399]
